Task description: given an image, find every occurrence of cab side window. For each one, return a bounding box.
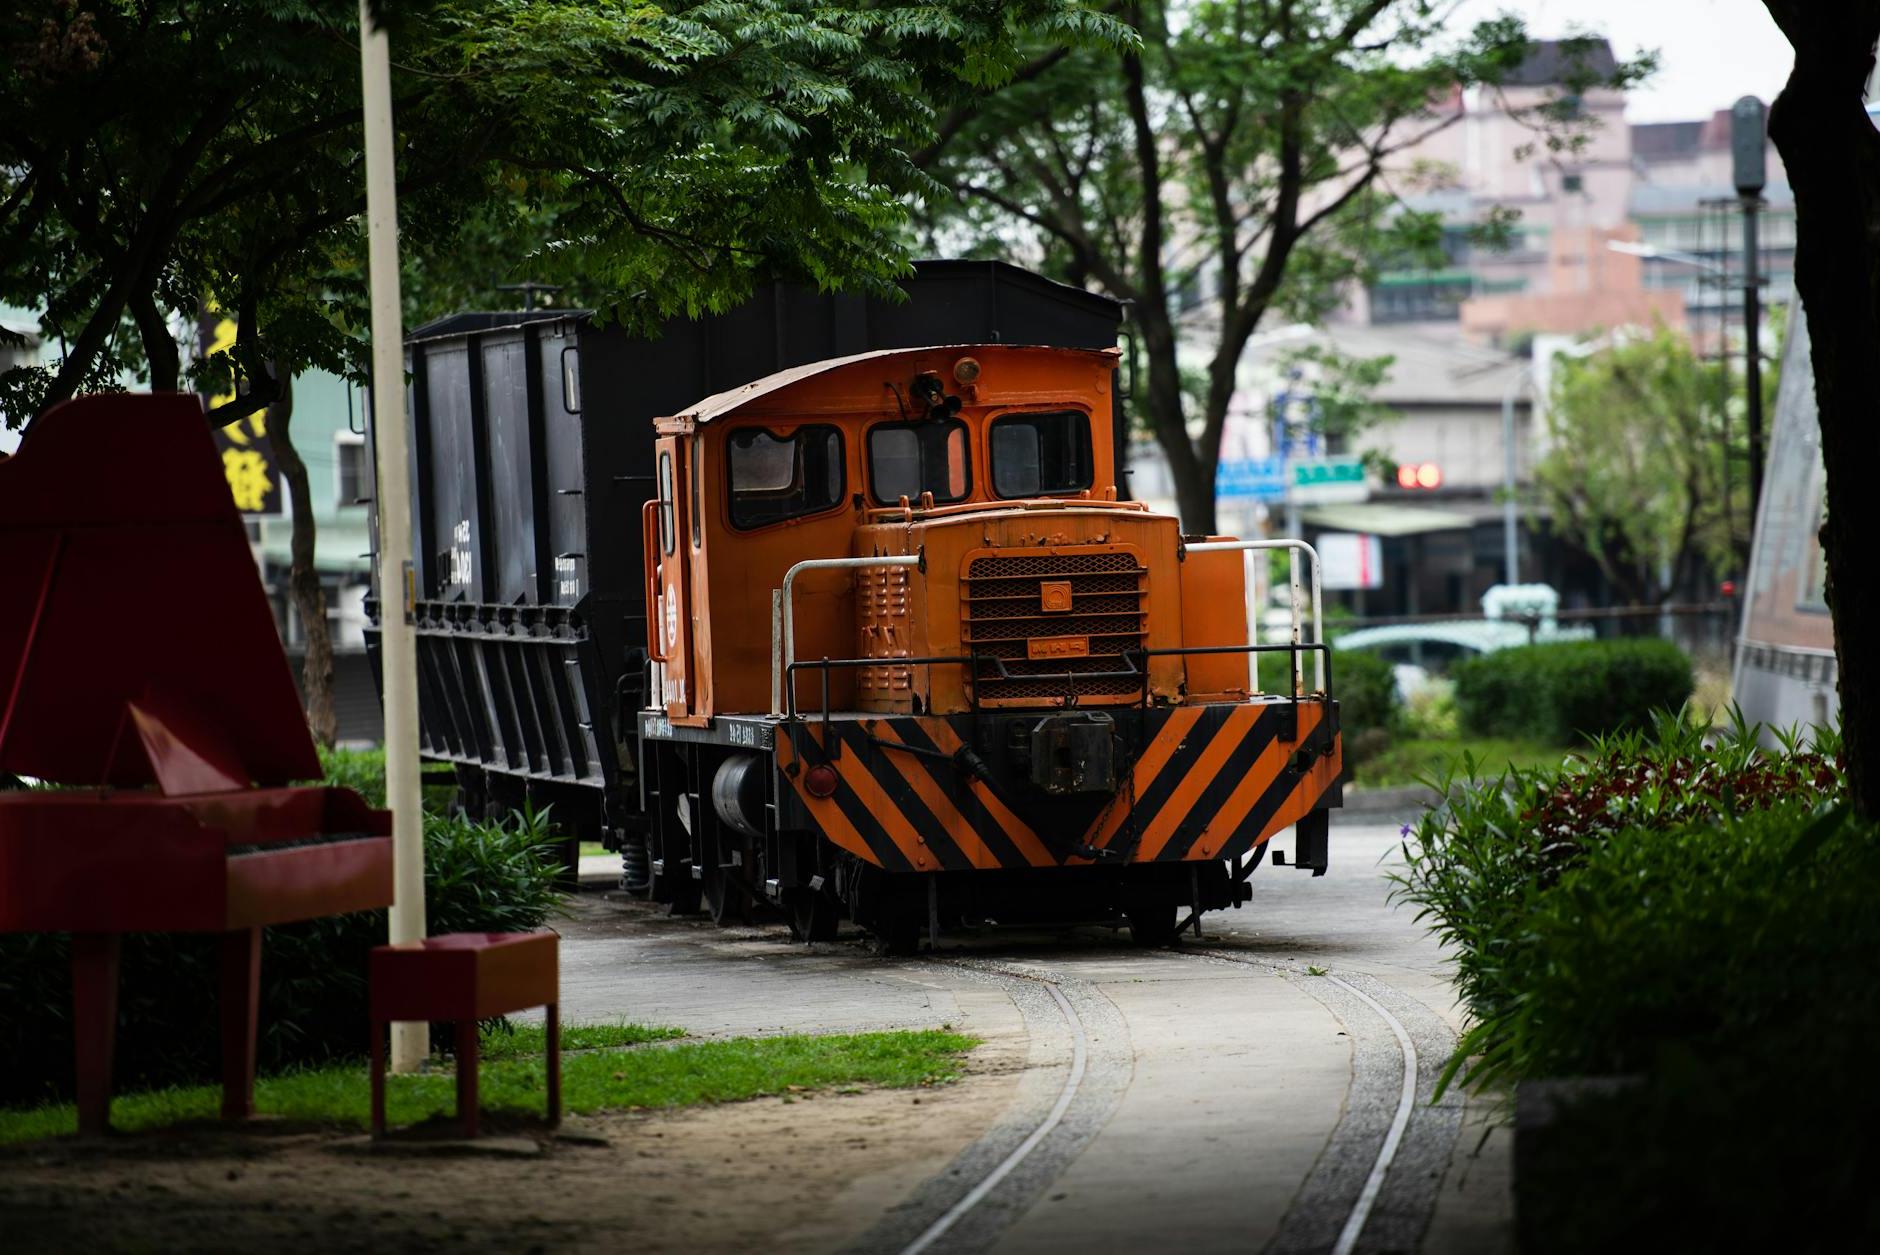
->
[868,420,970,504]
[990,410,1093,498]
[726,425,845,530]
[657,451,675,554]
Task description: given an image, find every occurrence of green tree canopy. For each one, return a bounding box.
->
[916,4,1649,530]
[1533,326,1756,607]
[0,0,1128,428]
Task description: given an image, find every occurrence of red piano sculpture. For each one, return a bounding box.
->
[0,393,395,1134]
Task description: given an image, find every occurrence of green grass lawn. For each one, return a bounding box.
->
[0,1024,976,1145]
[1352,736,1571,789]
[480,1019,682,1059]
[578,840,608,859]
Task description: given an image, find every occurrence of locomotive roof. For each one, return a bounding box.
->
[663,343,1121,426]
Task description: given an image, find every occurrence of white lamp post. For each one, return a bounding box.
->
[358,0,428,1072]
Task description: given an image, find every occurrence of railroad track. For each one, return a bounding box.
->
[847,957,1131,1255]
[861,946,1459,1255]
[898,977,1087,1255]
[1177,946,1461,1255]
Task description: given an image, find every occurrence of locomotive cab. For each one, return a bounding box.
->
[637,344,1341,947]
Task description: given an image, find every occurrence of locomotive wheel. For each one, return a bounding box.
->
[872,911,922,957]
[847,863,923,954]
[1125,906,1180,948]
[787,887,840,943]
[701,859,751,926]
[662,864,703,916]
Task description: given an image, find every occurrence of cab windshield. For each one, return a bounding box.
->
[868,419,970,504]
[990,410,1093,498]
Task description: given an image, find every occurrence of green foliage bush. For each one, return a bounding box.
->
[1397,714,1845,1092]
[0,792,563,1109]
[316,745,459,813]
[1452,638,1693,743]
[1397,676,1459,740]
[1331,648,1397,734]
[1396,717,1870,1248]
[316,745,386,808]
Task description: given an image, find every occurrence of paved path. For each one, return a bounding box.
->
[558,816,1511,1254]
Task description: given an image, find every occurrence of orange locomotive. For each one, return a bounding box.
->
[638,343,1342,947]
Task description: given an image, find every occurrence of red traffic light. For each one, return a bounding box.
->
[1396,462,1443,490]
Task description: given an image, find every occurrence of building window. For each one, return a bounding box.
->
[335,433,368,508]
[1367,272,1474,324]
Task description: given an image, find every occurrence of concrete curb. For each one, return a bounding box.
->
[1339,784,1441,818]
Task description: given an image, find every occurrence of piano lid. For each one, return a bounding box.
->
[0,393,324,789]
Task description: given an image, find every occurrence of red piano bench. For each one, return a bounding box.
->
[368,930,560,1139]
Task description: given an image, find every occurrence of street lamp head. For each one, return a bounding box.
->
[1606,238,1724,277]
[1732,95,1767,198]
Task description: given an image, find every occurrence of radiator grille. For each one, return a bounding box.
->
[963,549,1148,704]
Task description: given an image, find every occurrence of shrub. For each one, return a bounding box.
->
[1498,799,1880,1251]
[316,745,460,813]
[316,745,387,807]
[1395,714,1845,1083]
[1398,676,1459,740]
[1396,717,1869,1246]
[0,800,564,1109]
[1452,638,1693,743]
[1331,647,1397,734]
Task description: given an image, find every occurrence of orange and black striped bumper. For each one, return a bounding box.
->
[774,699,1340,873]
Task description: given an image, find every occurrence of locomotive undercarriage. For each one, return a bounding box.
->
[632,700,1339,951]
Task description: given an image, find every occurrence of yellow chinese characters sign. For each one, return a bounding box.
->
[213,411,281,514]
[204,317,282,516]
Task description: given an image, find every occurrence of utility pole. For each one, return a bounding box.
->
[359,0,428,1072]
[1733,95,1767,523]
[1499,366,1529,586]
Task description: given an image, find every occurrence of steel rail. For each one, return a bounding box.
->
[897,977,1089,1255]
[1178,948,1418,1255]
[1324,970,1418,1255]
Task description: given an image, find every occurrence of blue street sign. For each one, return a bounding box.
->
[1216,456,1287,501]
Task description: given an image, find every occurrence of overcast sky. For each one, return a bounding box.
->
[1452,0,1793,123]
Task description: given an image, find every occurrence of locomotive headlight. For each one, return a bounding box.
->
[953,356,981,385]
[911,372,946,408]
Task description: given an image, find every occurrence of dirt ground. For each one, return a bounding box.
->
[0,1038,1025,1255]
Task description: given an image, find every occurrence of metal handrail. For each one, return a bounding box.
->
[772,554,922,715]
[779,652,1149,720]
[1185,538,1324,695]
[766,541,1321,715]
[782,654,976,722]
[1130,642,1334,737]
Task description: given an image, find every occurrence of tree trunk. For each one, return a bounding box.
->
[265,374,339,749]
[130,288,179,393]
[1138,322,1216,534]
[1763,9,1880,817]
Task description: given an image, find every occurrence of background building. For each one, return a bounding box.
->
[1131,38,1793,624]
[1353,41,1790,348]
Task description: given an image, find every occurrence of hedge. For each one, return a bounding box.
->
[1452,638,1692,743]
[0,798,564,1109]
[1331,648,1397,734]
